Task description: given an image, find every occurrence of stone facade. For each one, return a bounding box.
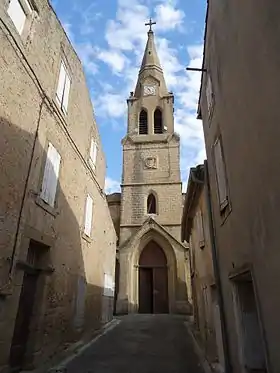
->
[107,28,191,316]
[182,165,225,372]
[197,1,280,372]
[0,0,116,371]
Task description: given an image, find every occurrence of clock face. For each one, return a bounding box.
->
[143,85,156,96]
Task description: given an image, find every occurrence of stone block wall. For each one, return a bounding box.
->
[0,1,116,371]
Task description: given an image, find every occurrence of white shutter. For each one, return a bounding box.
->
[213,138,228,208]
[8,0,27,35]
[62,72,71,113]
[40,143,61,207]
[84,194,93,237]
[56,62,66,105]
[90,139,97,166]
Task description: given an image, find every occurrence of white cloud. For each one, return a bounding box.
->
[76,43,99,75]
[95,92,127,119]
[155,2,185,31]
[96,48,128,74]
[105,177,121,194]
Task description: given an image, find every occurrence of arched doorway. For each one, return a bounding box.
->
[138,240,169,314]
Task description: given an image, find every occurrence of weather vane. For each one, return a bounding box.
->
[145,18,156,32]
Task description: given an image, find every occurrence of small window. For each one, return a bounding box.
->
[154,109,163,134]
[89,139,97,168]
[7,0,28,35]
[40,143,61,207]
[213,136,228,211]
[84,194,93,237]
[56,61,71,114]
[206,74,214,117]
[139,109,148,134]
[147,193,157,214]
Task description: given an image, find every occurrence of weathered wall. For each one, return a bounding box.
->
[200,1,280,372]
[185,184,218,364]
[0,0,116,371]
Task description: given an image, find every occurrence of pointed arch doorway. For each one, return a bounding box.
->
[138,240,169,314]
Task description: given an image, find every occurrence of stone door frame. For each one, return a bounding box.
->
[128,229,177,313]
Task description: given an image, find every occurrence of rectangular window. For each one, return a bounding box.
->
[197,209,205,248]
[89,139,97,167]
[206,74,214,117]
[56,61,71,114]
[40,143,61,207]
[8,0,27,35]
[213,137,228,211]
[84,194,93,237]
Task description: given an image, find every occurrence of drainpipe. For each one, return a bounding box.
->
[204,160,232,373]
[9,96,46,276]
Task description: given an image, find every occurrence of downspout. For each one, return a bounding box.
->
[204,160,232,373]
[9,96,46,276]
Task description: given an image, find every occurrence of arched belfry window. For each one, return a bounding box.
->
[154,108,163,134]
[147,193,157,214]
[139,109,148,134]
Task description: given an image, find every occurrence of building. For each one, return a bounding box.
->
[182,164,225,373]
[107,23,192,315]
[197,1,280,372]
[0,0,116,371]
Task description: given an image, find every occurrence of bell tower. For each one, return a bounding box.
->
[119,20,182,246]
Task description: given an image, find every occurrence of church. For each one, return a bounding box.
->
[107,21,191,315]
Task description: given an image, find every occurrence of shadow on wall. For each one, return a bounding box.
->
[0,116,114,372]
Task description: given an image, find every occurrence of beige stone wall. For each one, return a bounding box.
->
[106,193,121,242]
[200,1,280,372]
[0,0,116,371]
[187,187,217,363]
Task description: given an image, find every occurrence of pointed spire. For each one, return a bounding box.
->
[139,29,162,74]
[134,19,168,97]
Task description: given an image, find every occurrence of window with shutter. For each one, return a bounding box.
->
[84,194,93,237]
[90,139,97,168]
[213,137,228,210]
[56,61,71,114]
[197,209,205,248]
[8,0,27,35]
[206,74,214,117]
[40,143,61,207]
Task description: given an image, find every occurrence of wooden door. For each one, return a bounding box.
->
[9,270,39,369]
[153,267,168,313]
[138,241,169,314]
[139,268,153,313]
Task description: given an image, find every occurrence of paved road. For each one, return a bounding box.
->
[64,315,205,373]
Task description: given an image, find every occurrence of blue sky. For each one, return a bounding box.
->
[51,0,206,193]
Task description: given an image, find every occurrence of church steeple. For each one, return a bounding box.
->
[134,20,168,97]
[126,19,175,136]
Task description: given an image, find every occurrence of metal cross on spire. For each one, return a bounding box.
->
[145,18,156,32]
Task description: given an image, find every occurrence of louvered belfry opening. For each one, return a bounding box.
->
[139,109,148,134]
[147,193,157,214]
[154,109,163,134]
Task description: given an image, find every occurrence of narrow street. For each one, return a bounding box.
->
[62,315,205,373]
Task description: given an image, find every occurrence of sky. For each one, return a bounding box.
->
[51,0,206,193]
